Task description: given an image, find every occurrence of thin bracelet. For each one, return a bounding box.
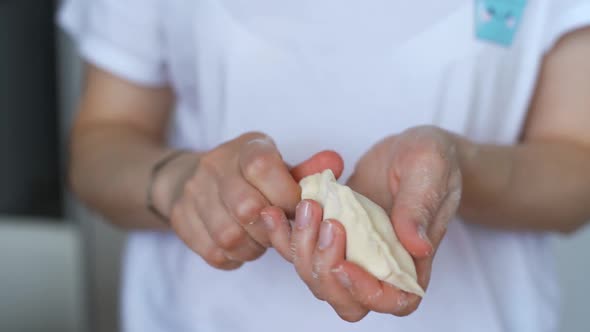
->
[147,150,188,224]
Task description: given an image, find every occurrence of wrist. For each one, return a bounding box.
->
[451,134,482,219]
[452,134,479,173]
[152,151,200,220]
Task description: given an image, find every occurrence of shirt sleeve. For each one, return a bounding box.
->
[543,0,590,53]
[57,0,168,86]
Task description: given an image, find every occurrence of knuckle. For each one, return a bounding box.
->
[212,225,245,251]
[423,150,447,170]
[410,141,447,167]
[412,137,438,156]
[244,151,277,178]
[231,196,264,225]
[182,177,208,204]
[197,153,221,175]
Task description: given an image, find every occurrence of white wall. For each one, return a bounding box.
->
[0,220,85,332]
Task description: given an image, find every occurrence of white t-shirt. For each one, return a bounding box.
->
[59,1,590,331]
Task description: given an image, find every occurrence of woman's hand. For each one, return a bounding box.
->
[347,125,463,259]
[264,126,462,321]
[156,132,344,270]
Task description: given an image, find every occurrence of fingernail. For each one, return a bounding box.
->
[318,221,334,250]
[332,265,352,289]
[260,212,274,231]
[246,136,274,147]
[295,201,312,229]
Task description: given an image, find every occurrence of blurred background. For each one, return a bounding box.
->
[0,1,589,332]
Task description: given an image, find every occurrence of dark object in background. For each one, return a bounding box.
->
[0,0,62,218]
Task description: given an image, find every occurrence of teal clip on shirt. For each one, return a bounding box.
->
[475,0,527,46]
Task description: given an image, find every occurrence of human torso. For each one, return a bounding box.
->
[124,1,560,331]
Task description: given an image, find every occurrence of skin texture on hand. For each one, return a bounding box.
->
[164,132,344,270]
[347,126,463,258]
[264,126,463,321]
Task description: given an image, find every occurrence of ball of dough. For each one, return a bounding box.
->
[300,169,425,297]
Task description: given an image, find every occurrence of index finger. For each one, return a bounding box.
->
[239,137,301,215]
[290,150,344,182]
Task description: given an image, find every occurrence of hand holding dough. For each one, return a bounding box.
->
[300,170,425,296]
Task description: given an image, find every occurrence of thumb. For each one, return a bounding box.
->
[290,150,344,182]
[389,173,436,259]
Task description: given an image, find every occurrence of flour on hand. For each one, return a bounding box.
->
[300,170,425,296]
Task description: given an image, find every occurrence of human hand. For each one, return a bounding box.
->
[158,132,343,270]
[266,126,462,321]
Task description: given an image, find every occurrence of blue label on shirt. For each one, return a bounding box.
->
[475,0,527,46]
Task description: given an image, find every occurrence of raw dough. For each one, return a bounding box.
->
[300,170,425,296]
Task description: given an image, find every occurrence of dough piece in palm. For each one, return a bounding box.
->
[300,169,425,297]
